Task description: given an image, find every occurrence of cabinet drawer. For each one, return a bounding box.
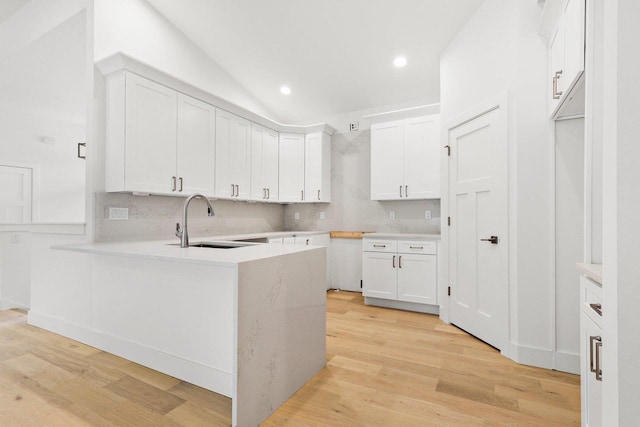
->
[398,240,437,255]
[363,239,397,253]
[580,276,602,328]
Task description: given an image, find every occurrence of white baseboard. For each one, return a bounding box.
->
[28,310,233,397]
[508,341,580,374]
[0,298,29,311]
[364,297,439,315]
[555,350,580,374]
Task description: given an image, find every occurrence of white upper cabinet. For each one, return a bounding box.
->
[251,124,279,202]
[215,109,251,200]
[371,115,440,200]
[176,94,216,195]
[278,133,305,202]
[304,132,331,203]
[548,0,585,117]
[403,116,440,199]
[105,72,215,196]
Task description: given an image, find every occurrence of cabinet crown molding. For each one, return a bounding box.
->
[96,52,336,136]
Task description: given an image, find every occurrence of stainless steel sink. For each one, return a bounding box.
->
[168,241,260,249]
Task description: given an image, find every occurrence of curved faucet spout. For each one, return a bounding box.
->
[176,194,215,248]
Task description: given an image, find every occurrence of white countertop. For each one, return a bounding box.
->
[363,233,441,241]
[53,231,328,267]
[577,262,603,285]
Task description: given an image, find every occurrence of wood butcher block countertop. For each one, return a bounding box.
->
[329,231,374,239]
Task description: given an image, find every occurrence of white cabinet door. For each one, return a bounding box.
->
[362,252,397,300]
[215,110,251,199]
[279,133,305,202]
[581,311,603,427]
[563,0,585,96]
[125,73,177,194]
[397,254,437,304]
[304,132,331,202]
[251,125,279,202]
[403,115,440,199]
[232,116,251,200]
[371,120,403,200]
[176,94,215,196]
[263,129,279,202]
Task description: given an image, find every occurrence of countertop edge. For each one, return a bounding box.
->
[576,262,603,285]
[363,233,441,241]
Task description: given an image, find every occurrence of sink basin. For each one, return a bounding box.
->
[168,241,260,249]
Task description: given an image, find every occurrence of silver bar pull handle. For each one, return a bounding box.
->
[595,340,603,381]
[172,176,177,192]
[373,244,386,248]
[318,189,321,201]
[590,303,603,316]
[179,177,183,192]
[301,190,304,201]
[553,70,563,99]
[405,185,408,197]
[392,255,396,268]
[267,188,270,200]
[399,185,403,197]
[399,255,402,269]
[589,335,601,374]
[231,184,235,197]
[235,184,239,197]
[409,246,423,249]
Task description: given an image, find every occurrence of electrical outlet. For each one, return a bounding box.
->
[389,211,396,220]
[294,212,300,220]
[425,210,432,220]
[319,211,326,220]
[109,207,129,220]
[349,122,359,132]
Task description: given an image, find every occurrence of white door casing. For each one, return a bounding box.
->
[0,165,32,223]
[446,99,509,352]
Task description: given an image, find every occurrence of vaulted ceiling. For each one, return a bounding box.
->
[146,0,483,123]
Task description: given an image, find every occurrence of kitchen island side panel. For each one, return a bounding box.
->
[234,247,327,427]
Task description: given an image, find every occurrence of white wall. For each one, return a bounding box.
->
[602,0,640,423]
[0,232,31,309]
[0,10,87,223]
[555,118,584,371]
[93,0,277,121]
[283,130,441,234]
[440,0,568,370]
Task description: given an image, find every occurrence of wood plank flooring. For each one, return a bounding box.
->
[0,292,580,426]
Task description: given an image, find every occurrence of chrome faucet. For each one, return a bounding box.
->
[176,194,214,248]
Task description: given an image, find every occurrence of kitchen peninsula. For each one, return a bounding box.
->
[28,236,327,427]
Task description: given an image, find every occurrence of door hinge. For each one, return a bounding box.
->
[448,286,451,296]
[445,145,451,156]
[447,216,451,226]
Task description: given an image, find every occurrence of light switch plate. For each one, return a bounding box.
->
[109,207,129,220]
[319,212,326,220]
[425,210,432,220]
[294,212,300,220]
[389,211,396,220]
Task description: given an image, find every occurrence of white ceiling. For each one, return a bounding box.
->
[146,0,483,124]
[0,0,30,24]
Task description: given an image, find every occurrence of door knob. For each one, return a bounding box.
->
[480,236,499,244]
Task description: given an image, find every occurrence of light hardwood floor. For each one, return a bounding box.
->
[0,292,580,426]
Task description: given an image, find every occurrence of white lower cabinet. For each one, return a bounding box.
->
[580,276,602,427]
[362,238,438,309]
[269,233,331,289]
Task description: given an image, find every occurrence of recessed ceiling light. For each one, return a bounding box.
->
[280,86,291,95]
[393,56,407,68]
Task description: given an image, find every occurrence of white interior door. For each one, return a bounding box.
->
[0,165,32,223]
[448,105,508,351]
